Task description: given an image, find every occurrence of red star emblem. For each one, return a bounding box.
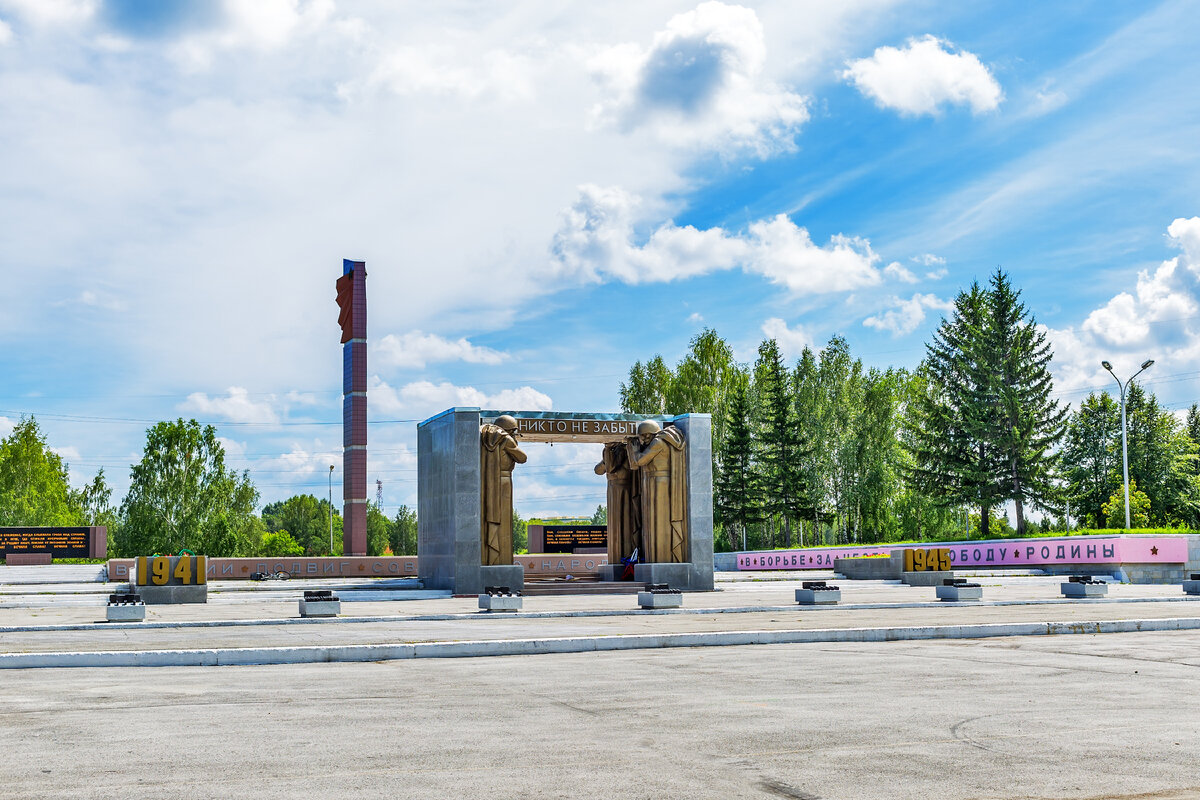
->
[1151,546,1159,555]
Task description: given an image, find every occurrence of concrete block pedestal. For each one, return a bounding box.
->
[105,594,145,622]
[300,590,341,617]
[795,581,841,605]
[1185,574,1200,595]
[936,580,982,601]
[479,591,522,612]
[1062,577,1108,598]
[299,599,341,617]
[638,585,683,609]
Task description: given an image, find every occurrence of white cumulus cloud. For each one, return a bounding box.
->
[376,331,506,370]
[1048,217,1200,397]
[761,318,812,360]
[549,184,882,293]
[370,377,552,418]
[0,18,12,44]
[884,261,919,283]
[590,1,808,156]
[50,445,82,464]
[179,386,280,424]
[843,35,1002,116]
[863,293,954,337]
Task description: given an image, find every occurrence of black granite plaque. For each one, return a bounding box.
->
[0,527,92,558]
[542,525,608,553]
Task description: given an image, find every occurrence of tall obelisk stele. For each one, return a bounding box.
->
[336,259,368,556]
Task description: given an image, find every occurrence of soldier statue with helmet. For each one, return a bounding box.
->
[479,414,527,565]
[626,419,688,564]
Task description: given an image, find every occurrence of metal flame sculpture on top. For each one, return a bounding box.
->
[336,259,368,556]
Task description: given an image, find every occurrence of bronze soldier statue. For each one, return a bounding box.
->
[595,441,640,564]
[626,420,687,563]
[480,415,526,565]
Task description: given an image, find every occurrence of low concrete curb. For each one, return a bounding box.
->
[3,616,1199,670]
[3,594,1199,635]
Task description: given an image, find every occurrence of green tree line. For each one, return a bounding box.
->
[621,270,1200,550]
[0,417,419,559]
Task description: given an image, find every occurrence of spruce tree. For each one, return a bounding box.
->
[792,346,823,543]
[714,374,762,551]
[987,270,1067,533]
[907,282,1004,536]
[908,270,1067,536]
[754,339,808,547]
[1186,404,1200,455]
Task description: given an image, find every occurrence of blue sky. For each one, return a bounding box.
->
[1,0,1198,518]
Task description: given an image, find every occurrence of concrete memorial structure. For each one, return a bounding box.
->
[735,534,1196,584]
[131,555,207,604]
[418,409,713,595]
[335,259,368,556]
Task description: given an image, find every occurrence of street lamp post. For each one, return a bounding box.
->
[328,464,335,554]
[1101,359,1155,529]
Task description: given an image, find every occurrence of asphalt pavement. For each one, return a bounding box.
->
[2,570,1199,798]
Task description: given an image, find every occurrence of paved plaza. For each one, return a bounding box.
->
[2,570,1199,798]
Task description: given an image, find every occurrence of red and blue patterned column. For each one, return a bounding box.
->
[336,259,368,556]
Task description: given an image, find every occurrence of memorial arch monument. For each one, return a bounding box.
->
[417,409,714,595]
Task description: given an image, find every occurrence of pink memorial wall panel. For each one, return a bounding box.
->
[736,536,1188,570]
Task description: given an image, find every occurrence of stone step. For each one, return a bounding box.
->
[520,580,644,596]
[0,565,108,584]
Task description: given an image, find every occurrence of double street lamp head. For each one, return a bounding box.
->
[1100,359,1155,374]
